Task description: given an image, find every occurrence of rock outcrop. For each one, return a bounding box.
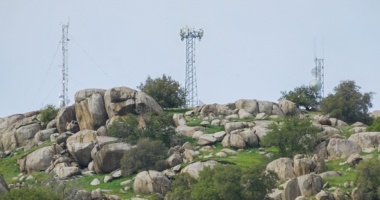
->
[93,142,132,174]
[348,132,380,149]
[297,174,323,197]
[74,89,108,131]
[181,161,219,179]
[133,170,171,195]
[56,106,76,134]
[66,130,97,167]
[19,146,52,173]
[327,138,362,159]
[104,87,163,118]
[266,158,296,181]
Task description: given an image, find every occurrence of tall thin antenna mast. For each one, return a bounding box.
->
[59,22,69,107]
[180,26,204,107]
[310,37,324,103]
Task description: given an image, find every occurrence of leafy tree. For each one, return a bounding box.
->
[355,159,380,199]
[367,117,380,132]
[241,164,279,200]
[0,187,63,200]
[108,112,175,145]
[280,85,320,110]
[190,166,222,200]
[320,80,374,124]
[138,74,186,108]
[189,165,278,200]
[260,117,320,158]
[166,173,197,200]
[39,104,59,125]
[120,138,168,176]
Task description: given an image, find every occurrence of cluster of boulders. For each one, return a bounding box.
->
[0,87,164,199]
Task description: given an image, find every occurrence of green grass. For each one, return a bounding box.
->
[0,141,54,182]
[339,125,354,138]
[195,143,267,169]
[186,117,202,127]
[203,126,224,134]
[323,158,357,193]
[164,108,192,116]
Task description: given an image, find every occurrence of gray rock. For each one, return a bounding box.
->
[104,175,113,183]
[90,178,100,185]
[278,99,300,116]
[267,158,296,181]
[66,130,97,167]
[327,138,362,159]
[348,132,380,149]
[319,171,342,178]
[93,142,132,174]
[133,170,171,195]
[237,128,259,147]
[192,131,204,140]
[56,166,81,179]
[56,106,76,134]
[238,109,253,119]
[0,174,8,194]
[281,178,302,200]
[120,180,133,186]
[198,134,217,146]
[297,174,323,197]
[173,113,187,127]
[181,161,219,179]
[221,133,246,149]
[235,99,259,115]
[213,131,226,142]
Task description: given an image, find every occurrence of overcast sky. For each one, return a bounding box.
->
[1,1,379,118]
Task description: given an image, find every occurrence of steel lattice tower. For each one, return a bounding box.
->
[60,22,69,107]
[180,26,204,107]
[314,57,324,101]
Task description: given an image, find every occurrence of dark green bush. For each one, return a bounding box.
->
[120,138,168,176]
[280,85,320,110]
[0,187,63,200]
[108,112,175,146]
[261,117,320,158]
[39,104,59,125]
[355,159,380,199]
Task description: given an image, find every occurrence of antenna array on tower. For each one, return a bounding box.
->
[60,22,70,107]
[180,26,204,107]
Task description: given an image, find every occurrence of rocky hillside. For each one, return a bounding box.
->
[0,86,380,200]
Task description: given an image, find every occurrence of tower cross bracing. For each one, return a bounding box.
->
[180,26,203,107]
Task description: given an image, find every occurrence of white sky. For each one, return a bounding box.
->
[1,1,379,118]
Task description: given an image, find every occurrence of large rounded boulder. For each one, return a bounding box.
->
[133,170,171,195]
[266,158,296,181]
[56,106,76,134]
[93,142,132,174]
[104,87,163,118]
[18,146,52,173]
[74,89,108,131]
[66,130,98,167]
[327,138,362,159]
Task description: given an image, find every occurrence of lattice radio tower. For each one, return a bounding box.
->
[59,22,70,107]
[180,26,204,107]
[309,57,324,103]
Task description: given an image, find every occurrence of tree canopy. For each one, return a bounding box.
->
[261,117,320,158]
[138,74,186,108]
[280,85,320,110]
[166,164,278,200]
[320,80,374,124]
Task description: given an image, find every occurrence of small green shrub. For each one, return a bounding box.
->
[120,138,168,176]
[355,159,380,199]
[367,117,380,132]
[108,112,175,146]
[39,104,59,125]
[0,187,63,200]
